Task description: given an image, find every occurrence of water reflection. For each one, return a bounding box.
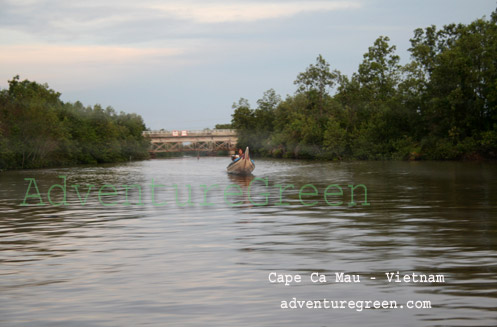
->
[227,173,254,188]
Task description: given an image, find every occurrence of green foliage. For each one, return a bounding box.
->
[323,117,347,159]
[215,123,232,129]
[0,76,150,169]
[294,55,339,116]
[226,9,497,161]
[231,91,281,156]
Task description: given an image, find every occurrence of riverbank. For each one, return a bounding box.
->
[0,76,150,170]
[227,10,497,161]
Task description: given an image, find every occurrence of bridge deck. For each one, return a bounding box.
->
[143,129,238,153]
[144,129,236,137]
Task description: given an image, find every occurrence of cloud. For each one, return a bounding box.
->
[0,44,182,65]
[0,44,185,90]
[150,1,361,23]
[0,1,362,44]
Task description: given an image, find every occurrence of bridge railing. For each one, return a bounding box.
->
[143,129,237,136]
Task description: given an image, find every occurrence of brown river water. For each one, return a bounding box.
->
[0,158,496,326]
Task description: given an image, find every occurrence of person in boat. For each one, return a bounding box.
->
[231,148,245,161]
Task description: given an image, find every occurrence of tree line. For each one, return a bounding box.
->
[0,76,150,169]
[228,10,497,160]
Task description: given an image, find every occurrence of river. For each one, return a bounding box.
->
[0,158,496,326]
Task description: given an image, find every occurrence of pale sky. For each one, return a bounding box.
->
[1,0,495,130]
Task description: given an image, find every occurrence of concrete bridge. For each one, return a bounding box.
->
[143,129,238,154]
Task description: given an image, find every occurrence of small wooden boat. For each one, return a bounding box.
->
[227,146,255,175]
